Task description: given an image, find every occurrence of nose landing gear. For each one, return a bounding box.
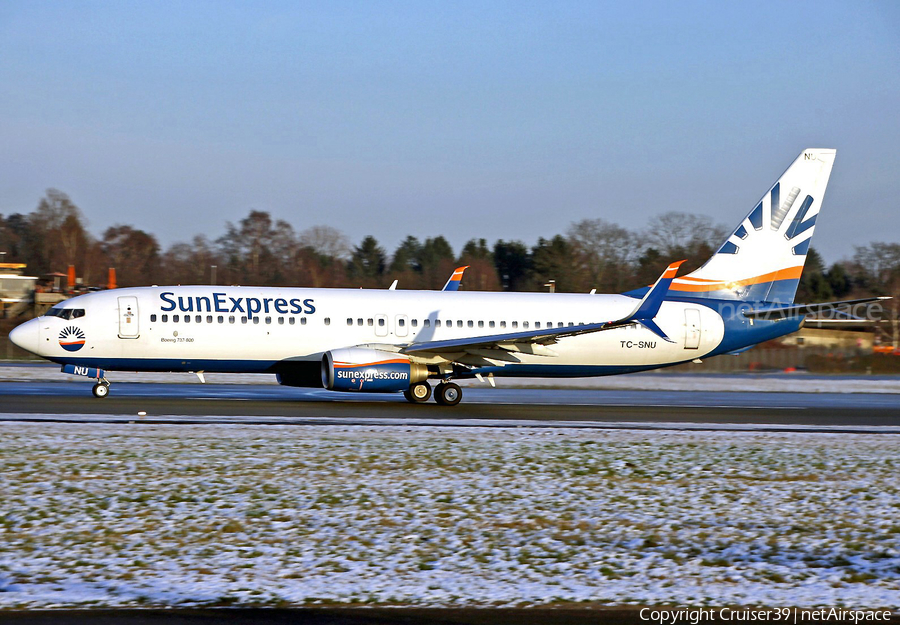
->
[61,365,111,399]
[91,380,111,398]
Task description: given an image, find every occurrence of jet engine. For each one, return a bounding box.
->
[322,348,429,392]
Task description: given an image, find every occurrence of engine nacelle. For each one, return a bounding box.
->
[322,348,429,392]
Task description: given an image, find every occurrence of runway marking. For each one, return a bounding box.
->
[1,413,898,434]
[467,401,805,409]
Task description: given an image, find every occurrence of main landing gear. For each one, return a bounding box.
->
[402,380,463,406]
[403,381,432,403]
[91,380,111,398]
[435,382,462,406]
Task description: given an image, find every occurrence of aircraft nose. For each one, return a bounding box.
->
[9,319,42,356]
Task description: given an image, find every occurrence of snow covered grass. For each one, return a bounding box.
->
[0,423,898,608]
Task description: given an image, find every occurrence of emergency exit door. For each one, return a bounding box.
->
[118,296,139,338]
[684,308,701,349]
[374,314,388,337]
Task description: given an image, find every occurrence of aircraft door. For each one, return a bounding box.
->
[374,314,388,337]
[684,308,700,349]
[118,296,140,339]
[395,314,408,337]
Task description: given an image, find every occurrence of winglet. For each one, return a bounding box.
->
[632,260,685,319]
[622,260,685,342]
[442,266,469,291]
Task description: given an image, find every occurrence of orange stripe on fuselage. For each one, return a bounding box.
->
[669,266,804,292]
[334,359,409,368]
[677,276,721,283]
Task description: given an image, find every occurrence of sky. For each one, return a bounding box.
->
[1,1,898,263]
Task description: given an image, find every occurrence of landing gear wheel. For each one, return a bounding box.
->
[92,382,110,398]
[403,381,432,404]
[434,382,462,406]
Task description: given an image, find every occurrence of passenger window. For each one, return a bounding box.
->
[435,320,441,328]
[174,314,180,322]
[500,321,506,328]
[229,316,235,324]
[399,318,406,327]
[193,315,200,323]
[378,318,385,327]
[150,314,157,322]
[253,317,260,325]
[467,320,473,328]
[265,317,272,325]
[324,318,331,325]
[278,317,284,325]
[568,322,574,327]
[489,321,495,328]
[184,315,191,323]
[424,319,431,328]
[301,317,307,325]
[347,318,353,326]
[523,321,529,328]
[217,315,224,323]
[535,322,541,329]
[161,314,168,322]
[412,319,418,327]
[207,315,213,323]
[357,318,363,326]
[367,318,374,326]
[289,317,295,325]
[512,321,518,328]
[457,320,463,328]
[241,316,248,324]
[558,322,563,327]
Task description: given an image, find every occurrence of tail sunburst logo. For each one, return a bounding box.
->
[59,326,86,352]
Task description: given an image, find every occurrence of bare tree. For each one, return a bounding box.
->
[853,242,900,349]
[298,225,351,261]
[567,218,635,292]
[217,210,297,285]
[102,225,161,287]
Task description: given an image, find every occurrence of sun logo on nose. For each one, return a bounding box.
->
[59,326,86,352]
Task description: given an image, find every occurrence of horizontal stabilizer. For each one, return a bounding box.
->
[742,297,890,319]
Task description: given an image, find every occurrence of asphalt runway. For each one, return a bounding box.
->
[1,380,898,431]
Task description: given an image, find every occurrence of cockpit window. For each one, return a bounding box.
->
[46,308,86,320]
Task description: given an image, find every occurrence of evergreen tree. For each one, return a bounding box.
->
[493,240,531,291]
[348,235,386,285]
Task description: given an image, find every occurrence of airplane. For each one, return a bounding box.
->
[9,148,886,406]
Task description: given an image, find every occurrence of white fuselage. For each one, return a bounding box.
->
[18,285,725,376]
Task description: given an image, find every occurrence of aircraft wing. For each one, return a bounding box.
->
[402,261,685,365]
